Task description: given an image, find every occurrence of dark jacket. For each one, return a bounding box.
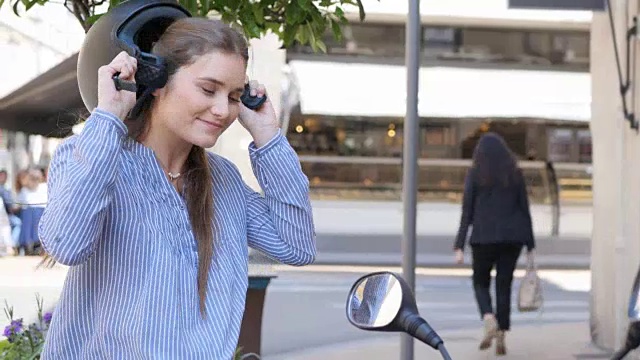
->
[454,167,535,251]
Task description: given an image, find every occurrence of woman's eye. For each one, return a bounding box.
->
[229,96,241,103]
[202,88,215,95]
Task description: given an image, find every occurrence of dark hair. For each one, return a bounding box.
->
[471,132,519,187]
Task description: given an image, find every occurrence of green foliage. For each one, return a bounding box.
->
[0,295,51,360]
[0,0,378,52]
[0,296,258,359]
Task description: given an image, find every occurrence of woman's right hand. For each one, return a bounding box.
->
[96,51,138,120]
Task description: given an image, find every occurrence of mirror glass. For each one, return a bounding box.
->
[629,266,640,321]
[347,273,403,328]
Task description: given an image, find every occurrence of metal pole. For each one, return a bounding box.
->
[401,0,421,359]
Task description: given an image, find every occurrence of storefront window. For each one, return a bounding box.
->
[547,128,574,162]
[288,24,589,70]
[577,129,592,163]
[287,115,589,204]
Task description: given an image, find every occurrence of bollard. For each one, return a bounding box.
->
[237,249,277,356]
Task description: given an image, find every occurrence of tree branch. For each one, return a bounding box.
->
[70,0,90,32]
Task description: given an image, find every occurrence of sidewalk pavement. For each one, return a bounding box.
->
[314,233,592,270]
[262,322,615,360]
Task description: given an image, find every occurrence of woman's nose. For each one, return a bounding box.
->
[209,97,230,119]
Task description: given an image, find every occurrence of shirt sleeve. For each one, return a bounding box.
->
[244,130,317,266]
[38,109,127,265]
[517,170,536,251]
[454,169,476,251]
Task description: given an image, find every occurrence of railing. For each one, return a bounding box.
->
[299,155,593,235]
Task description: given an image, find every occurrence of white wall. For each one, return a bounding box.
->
[590,0,640,355]
[0,3,84,97]
[210,33,286,192]
[343,0,592,30]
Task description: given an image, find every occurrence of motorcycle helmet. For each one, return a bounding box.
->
[77,0,191,112]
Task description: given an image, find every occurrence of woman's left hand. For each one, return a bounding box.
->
[454,249,464,264]
[238,80,279,148]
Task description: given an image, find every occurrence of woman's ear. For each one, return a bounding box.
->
[152,87,164,97]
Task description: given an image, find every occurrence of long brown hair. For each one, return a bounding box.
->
[42,18,249,318]
[129,18,248,317]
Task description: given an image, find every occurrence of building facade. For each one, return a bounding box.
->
[0,3,84,187]
[281,0,593,210]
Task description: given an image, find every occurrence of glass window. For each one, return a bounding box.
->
[287,23,589,70]
[547,128,574,162]
[577,129,592,163]
[286,114,591,204]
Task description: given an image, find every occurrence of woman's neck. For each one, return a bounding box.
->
[139,120,192,175]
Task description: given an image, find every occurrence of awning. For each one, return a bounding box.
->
[347,0,591,30]
[287,60,591,122]
[0,53,85,138]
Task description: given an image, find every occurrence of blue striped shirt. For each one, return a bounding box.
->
[38,109,316,359]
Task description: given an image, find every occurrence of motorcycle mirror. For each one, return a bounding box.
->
[610,264,640,360]
[628,263,640,321]
[345,271,452,359]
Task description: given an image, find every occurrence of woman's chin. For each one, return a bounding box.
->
[189,133,220,149]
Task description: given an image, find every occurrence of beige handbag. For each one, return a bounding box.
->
[517,252,543,312]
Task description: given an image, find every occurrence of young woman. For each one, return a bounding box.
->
[453,132,535,356]
[39,18,316,359]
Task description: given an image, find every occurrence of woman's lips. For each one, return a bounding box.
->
[197,118,223,130]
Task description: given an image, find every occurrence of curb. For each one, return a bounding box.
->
[314,253,591,271]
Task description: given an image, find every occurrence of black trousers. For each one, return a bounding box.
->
[471,243,523,331]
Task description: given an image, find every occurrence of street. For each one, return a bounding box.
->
[0,258,590,358]
[260,265,590,357]
[310,201,593,269]
[313,233,591,269]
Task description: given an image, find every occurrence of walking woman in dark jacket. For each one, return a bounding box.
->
[453,132,535,356]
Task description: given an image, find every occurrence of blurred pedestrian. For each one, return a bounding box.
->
[17,168,47,255]
[453,132,535,356]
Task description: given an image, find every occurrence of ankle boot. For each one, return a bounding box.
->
[496,330,506,356]
[479,314,498,350]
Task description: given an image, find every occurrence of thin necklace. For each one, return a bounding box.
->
[155,157,183,182]
[167,172,181,181]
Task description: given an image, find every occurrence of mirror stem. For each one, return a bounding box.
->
[611,321,640,360]
[438,343,453,360]
[397,309,443,350]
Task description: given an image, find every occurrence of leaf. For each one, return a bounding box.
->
[12,0,21,16]
[251,3,264,25]
[87,13,103,26]
[355,0,366,21]
[187,0,197,14]
[284,2,301,25]
[200,0,210,17]
[265,21,281,33]
[296,23,309,44]
[331,19,342,41]
[298,0,311,11]
[315,39,327,53]
[22,0,41,11]
[283,24,297,47]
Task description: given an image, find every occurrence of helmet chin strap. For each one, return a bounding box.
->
[129,86,156,119]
